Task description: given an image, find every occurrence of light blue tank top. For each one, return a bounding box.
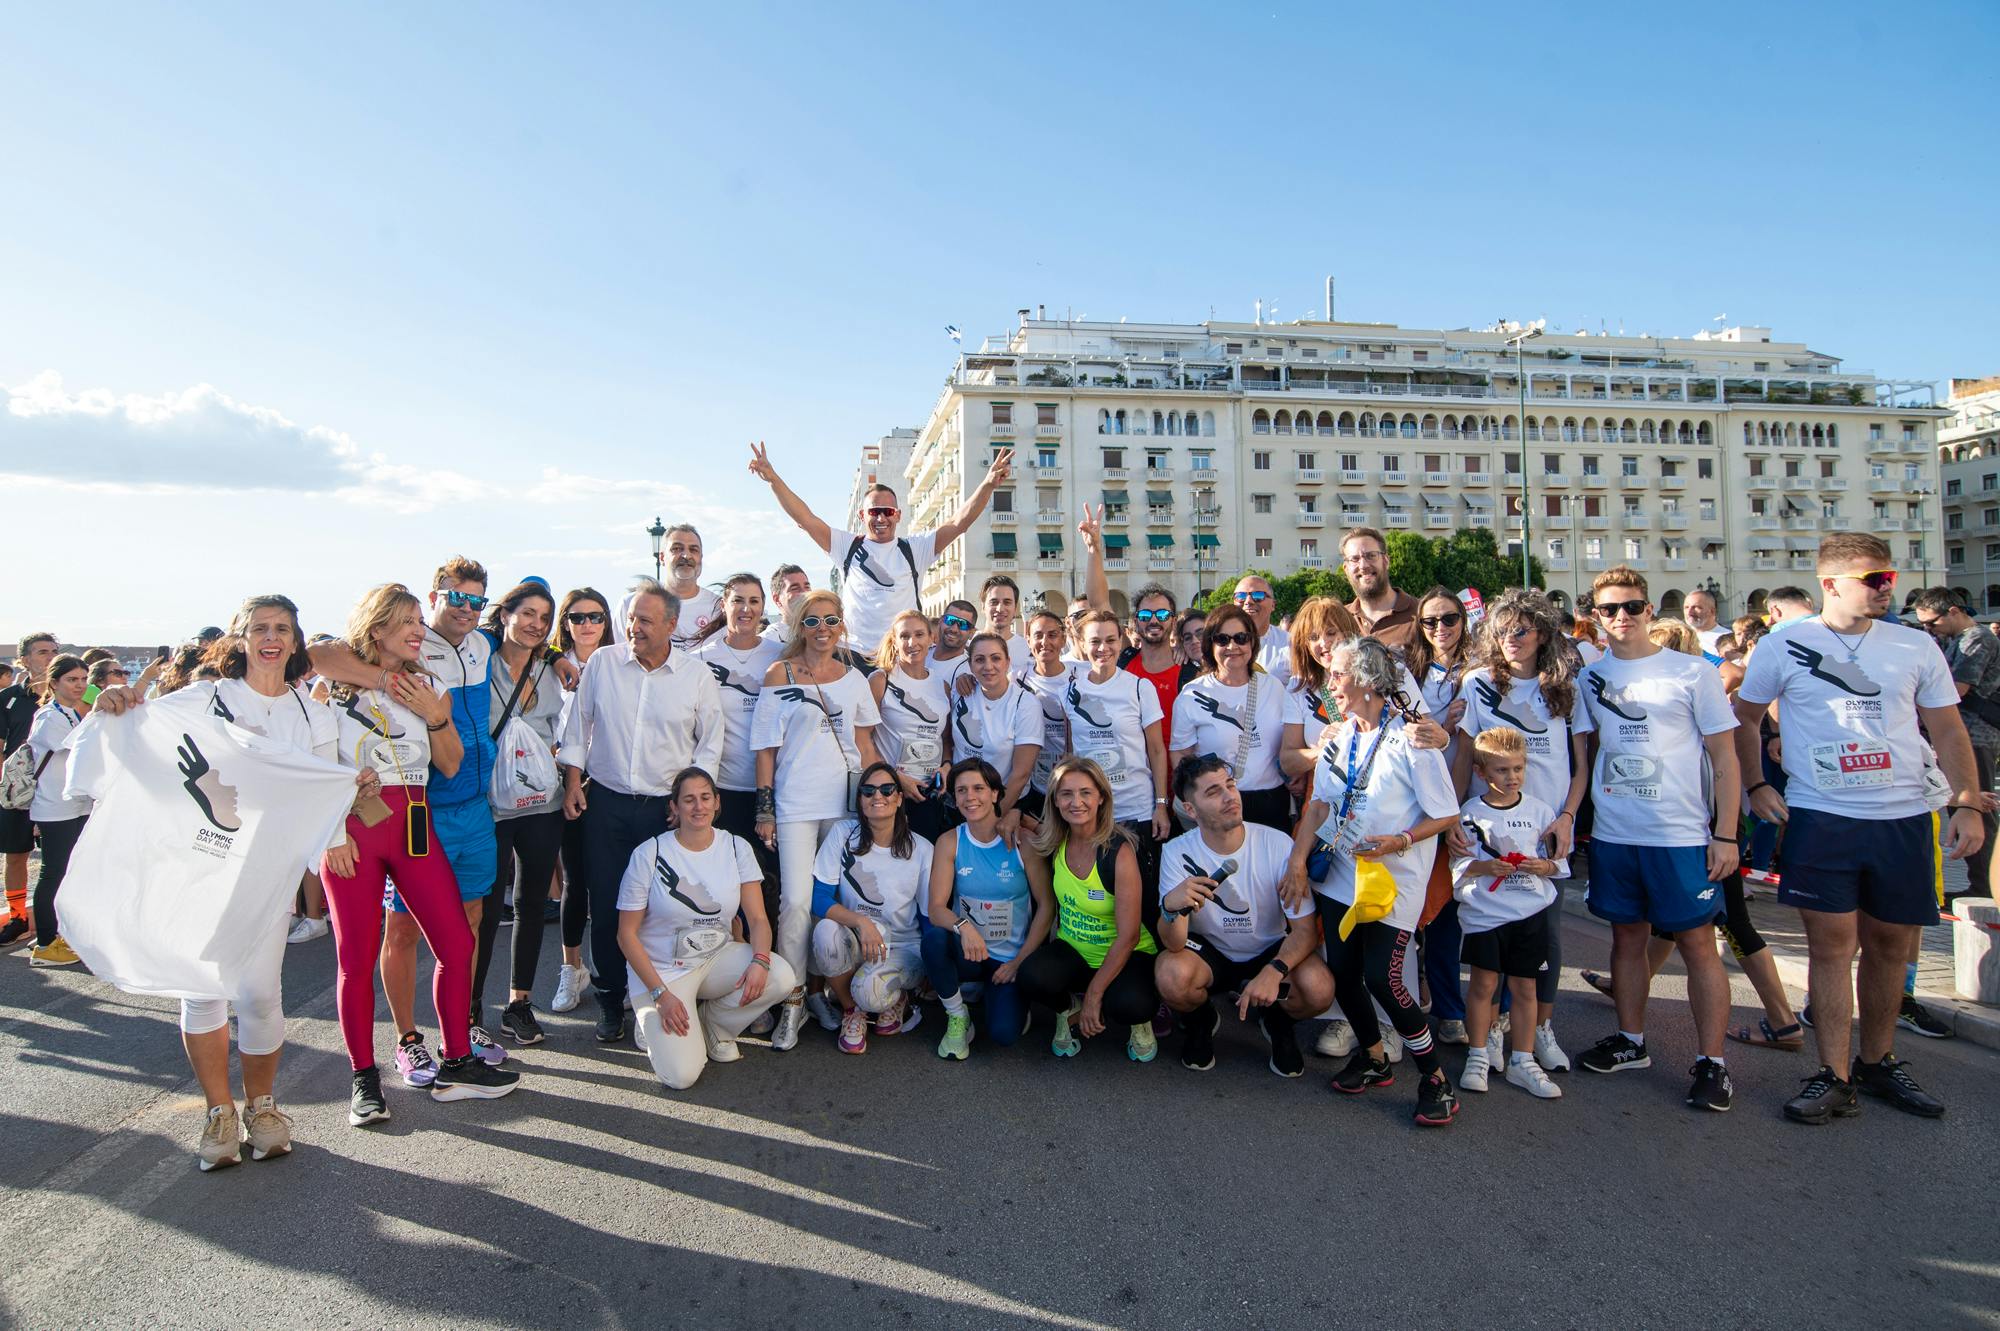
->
[952,826,1032,962]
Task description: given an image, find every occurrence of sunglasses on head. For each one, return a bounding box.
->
[1419,612,1464,630]
[1066,609,1087,622]
[1833,569,1897,592]
[1211,630,1254,648]
[1590,599,1649,619]
[800,613,843,629]
[856,781,900,799]
[941,614,973,631]
[443,590,488,611]
[1134,608,1173,623]
[1233,590,1269,604]
[566,611,607,625]
[865,506,897,519]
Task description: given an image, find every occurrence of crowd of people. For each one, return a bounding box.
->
[1,439,1988,1171]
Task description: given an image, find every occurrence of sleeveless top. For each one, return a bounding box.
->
[1051,837,1158,967]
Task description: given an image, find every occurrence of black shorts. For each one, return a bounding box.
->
[1015,786,1045,823]
[1238,784,1293,834]
[1460,904,1556,981]
[0,808,29,856]
[1778,806,1941,927]
[1183,933,1282,995]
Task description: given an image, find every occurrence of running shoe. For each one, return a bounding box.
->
[1506,1057,1563,1100]
[197,1103,241,1173]
[1051,1003,1082,1058]
[1436,1019,1469,1046]
[395,1032,439,1088]
[1382,1028,1404,1064]
[28,937,80,967]
[1459,1047,1491,1093]
[285,916,329,945]
[1798,1003,1814,1029]
[1314,1019,1356,1059]
[1413,1071,1460,1126]
[770,999,806,1052]
[704,1020,742,1065]
[746,1009,777,1037]
[1331,1050,1394,1094]
[874,995,921,1036]
[1783,1066,1860,1125]
[1485,1018,1507,1073]
[348,1068,391,1127]
[838,1008,869,1054]
[804,991,843,1033]
[550,964,589,1013]
[1853,1055,1946,1118]
[1151,1001,1174,1039]
[0,917,27,948]
[1897,996,1953,1040]
[1578,1033,1650,1074]
[593,1009,627,1044]
[1180,1002,1219,1072]
[430,1055,522,1102]
[1261,1009,1304,1079]
[1535,1020,1571,1073]
[937,1012,974,1061]
[243,1095,293,1160]
[469,1026,508,1066]
[1686,1057,1733,1112]
[500,999,545,1045]
[1127,1021,1158,1063]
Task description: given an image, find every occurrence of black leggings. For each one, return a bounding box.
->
[1649,873,1764,959]
[474,810,564,1009]
[1317,902,1441,1078]
[33,816,87,946]
[1016,938,1159,1027]
[716,786,781,928]
[559,813,589,951]
[1239,784,1293,834]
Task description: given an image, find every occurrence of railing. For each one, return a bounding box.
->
[1746,476,1778,490]
[1546,515,1572,530]
[1579,474,1607,487]
[1295,468,1324,483]
[1028,463,1062,481]
[1542,472,1571,487]
[990,511,1017,526]
[1147,508,1173,524]
[1622,514,1652,529]
[1103,557,1129,571]
[1422,471,1451,486]
[1299,556,1325,568]
[989,424,1016,439]
[1545,558,1572,571]
[1623,558,1651,570]
[1036,510,1064,525]
[1296,512,1327,526]
[1102,510,1128,527]
[1820,478,1850,491]
[1339,469,1368,485]
[1101,467,1129,481]
[1751,557,1779,570]
[1379,470,1408,485]
[1148,555,1175,571]
[1188,467,1217,482]
[1662,558,1689,572]
[1584,516,1611,529]
[1785,517,1821,531]
[1148,466,1174,480]
[1661,514,1691,530]
[1385,511,1412,527]
[1035,424,1062,438]
[1620,475,1648,489]
[1659,475,1687,490]
[989,556,1018,571]
[1780,474,1813,489]
[1461,472,1491,486]
[1425,513,1454,528]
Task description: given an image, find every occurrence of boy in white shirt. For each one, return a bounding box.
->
[1451,728,1563,1099]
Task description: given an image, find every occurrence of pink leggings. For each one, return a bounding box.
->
[323,787,472,1070]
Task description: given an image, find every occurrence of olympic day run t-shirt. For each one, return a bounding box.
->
[1019,667,1069,793]
[1061,666,1164,822]
[672,586,724,648]
[617,830,761,991]
[949,824,1032,961]
[1575,647,1736,847]
[951,679,1043,788]
[813,819,933,952]
[748,666,882,823]
[332,676,451,786]
[1456,668,1582,817]
[1738,617,1959,821]
[690,635,785,791]
[1451,791,1564,933]
[1170,672,1290,792]
[826,527,941,653]
[1309,714,1460,931]
[1157,822,1312,962]
[875,666,952,783]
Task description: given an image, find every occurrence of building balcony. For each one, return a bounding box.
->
[1384,510,1413,528]
[1461,472,1491,487]
[1192,506,1222,523]
[1623,558,1650,570]
[1037,510,1065,526]
[1868,437,1898,456]
[1296,511,1327,527]
[1146,466,1174,481]
[1422,471,1452,487]
[1662,558,1689,572]
[1188,466,1217,482]
[1298,556,1325,569]
[1148,555,1175,571]
[1825,516,1853,531]
[1780,475,1813,492]
[989,424,1017,440]
[1465,508,1495,528]
[1506,515,1526,532]
[1340,469,1369,485]
[1028,463,1062,481]
[1746,516,1780,531]
[1502,472,1525,490]
[1541,472,1571,488]
[1785,516,1820,531]
[1820,477,1849,491]
[1545,557,1572,572]
[988,555,1018,572]
[1147,508,1173,525]
[1867,478,1903,493]
[1579,474,1608,488]
[1425,512,1454,529]
[1037,552,1065,567]
[1102,510,1128,528]
[1789,554,1817,570]
[1750,557,1780,571]
[1661,514,1691,530]
[1620,475,1648,490]
[1659,475,1688,491]
[1101,467,1129,481]
[1103,557,1129,571]
[990,511,1017,526]
[1379,470,1409,486]
[1747,476,1778,490]
[1295,468,1324,484]
[1584,515,1611,530]
[1584,558,1608,572]
[1035,424,1063,439]
[1622,514,1651,530]
[1546,515,1572,530]
[1902,439,1929,454]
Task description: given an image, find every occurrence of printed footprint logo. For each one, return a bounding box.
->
[1586,673,1647,723]
[840,844,885,905]
[654,854,722,915]
[1475,676,1545,734]
[177,734,242,832]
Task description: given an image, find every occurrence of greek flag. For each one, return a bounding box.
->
[945,325,961,343]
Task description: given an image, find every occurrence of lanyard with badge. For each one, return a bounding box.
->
[1309,704,1389,878]
[358,691,430,857]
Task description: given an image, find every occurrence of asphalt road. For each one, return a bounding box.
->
[2,913,1998,1330]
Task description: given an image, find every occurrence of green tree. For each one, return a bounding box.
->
[1433,526,1544,600]
[1382,529,1439,594]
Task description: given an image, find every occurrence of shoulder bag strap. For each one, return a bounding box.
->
[490,656,534,739]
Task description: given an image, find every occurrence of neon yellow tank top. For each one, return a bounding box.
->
[1052,838,1158,968]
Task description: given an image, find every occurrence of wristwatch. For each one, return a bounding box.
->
[646,984,668,1002]
[1266,958,1292,978]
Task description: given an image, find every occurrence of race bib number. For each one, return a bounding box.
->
[1599,752,1661,802]
[1809,741,1892,791]
[1083,746,1126,783]
[674,926,728,962]
[901,736,942,771]
[961,895,1016,945]
[366,738,430,785]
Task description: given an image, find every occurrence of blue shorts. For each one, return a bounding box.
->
[386,796,496,913]
[1586,840,1720,935]
[1777,806,1940,927]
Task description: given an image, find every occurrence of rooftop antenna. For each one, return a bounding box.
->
[1254,298,1262,326]
[1325,274,1335,322]
[1713,313,1728,328]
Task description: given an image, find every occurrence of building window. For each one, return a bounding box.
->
[1585,538,1603,560]
[1146,451,1169,472]
[1749,458,1765,477]
[1910,539,1925,561]
[991,403,1012,425]
[1423,454,1443,472]
[1253,494,1274,515]
[1784,460,1802,478]
[1464,455,1486,474]
[1581,456,1600,475]
[993,489,1013,513]
[1339,453,1358,471]
[1698,458,1714,480]
[1191,451,1213,470]
[1949,512,1965,531]
[1986,508,1999,526]
[1621,456,1639,477]
[1102,449,1123,469]
[1699,498,1717,520]
[1381,454,1402,472]
[1036,403,1057,426]
[1255,538,1273,557]
[1624,539,1643,560]
[1662,460,1680,478]
[1949,546,1965,567]
[1503,452,1522,474]
[1544,453,1562,473]
[1948,479,1963,496]
[1985,474,1998,492]
[1299,452,1318,470]
[1036,449,1057,468]
[1299,538,1319,557]
[1253,450,1271,470]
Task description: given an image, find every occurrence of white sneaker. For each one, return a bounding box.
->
[771,999,806,1052]
[804,991,842,1032]
[1506,1056,1563,1099]
[550,964,589,1013]
[1486,1014,1509,1071]
[1535,1020,1571,1073]
[1382,1028,1404,1064]
[286,916,329,945]
[1460,1048,1491,1093]
[1315,1020,1356,1058]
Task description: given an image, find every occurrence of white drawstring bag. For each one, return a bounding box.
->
[490,716,558,815]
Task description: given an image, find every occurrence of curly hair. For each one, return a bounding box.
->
[1474,589,1577,723]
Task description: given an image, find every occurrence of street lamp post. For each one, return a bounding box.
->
[1504,325,1544,588]
[647,515,667,583]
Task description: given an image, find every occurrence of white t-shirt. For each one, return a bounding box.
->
[617,829,761,991]
[1738,618,1959,821]
[671,586,725,647]
[1256,624,1294,684]
[826,527,941,653]
[812,819,933,951]
[1696,626,1725,656]
[1456,668,1582,817]
[1019,667,1070,792]
[875,666,952,783]
[1170,672,1289,791]
[926,647,973,699]
[987,632,1034,673]
[1571,637,1604,667]
[1061,666,1164,822]
[951,679,1043,788]
[1309,713,1460,929]
[749,665,882,822]
[690,635,785,791]
[1451,792,1563,933]
[206,680,339,761]
[1158,822,1312,962]
[29,703,91,821]
[332,676,449,786]
[1576,648,1736,847]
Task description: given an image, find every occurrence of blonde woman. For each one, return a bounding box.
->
[869,609,952,839]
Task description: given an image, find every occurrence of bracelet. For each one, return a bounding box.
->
[1553,810,1575,823]
[1154,797,1169,806]
[747,954,771,971]
[1745,782,1773,798]
[1710,836,1738,845]
[1948,805,1983,814]
[955,916,979,933]
[754,786,776,819]
[427,719,449,733]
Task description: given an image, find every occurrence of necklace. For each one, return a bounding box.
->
[1824,622,1868,664]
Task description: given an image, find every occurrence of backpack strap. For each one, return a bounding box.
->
[840,534,867,578]
[898,538,921,610]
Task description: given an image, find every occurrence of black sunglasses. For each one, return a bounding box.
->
[1419,612,1464,630]
[856,781,900,799]
[1210,630,1253,647]
[566,611,607,625]
[1591,599,1649,619]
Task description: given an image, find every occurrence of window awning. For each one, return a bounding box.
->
[1038,532,1063,552]
[1148,533,1175,548]
[1381,493,1410,508]
[1422,493,1451,509]
[1102,489,1129,505]
[1194,533,1220,548]
[991,532,1018,555]
[1147,490,1172,505]
[1104,533,1131,549]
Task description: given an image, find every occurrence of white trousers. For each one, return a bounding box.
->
[775,817,845,993]
[632,942,796,1090]
[810,919,923,1014]
[179,918,287,1055]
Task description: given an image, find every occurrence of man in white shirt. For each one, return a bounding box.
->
[1763,585,1816,627]
[1232,576,1293,681]
[559,581,725,1041]
[1685,588,1725,656]
[662,525,722,647]
[980,574,1034,671]
[763,564,812,641]
[748,440,1012,659]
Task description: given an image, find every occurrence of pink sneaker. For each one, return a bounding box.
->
[873,995,921,1037]
[838,1008,869,1055]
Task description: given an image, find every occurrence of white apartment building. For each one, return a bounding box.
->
[1939,376,2000,610]
[896,312,1946,617]
[843,428,919,532]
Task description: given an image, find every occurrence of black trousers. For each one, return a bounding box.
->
[716,786,782,927]
[1016,938,1159,1027]
[33,816,87,946]
[1316,901,1441,1078]
[560,813,590,950]
[583,788,673,1020]
[472,809,564,1014]
[1239,784,1293,834]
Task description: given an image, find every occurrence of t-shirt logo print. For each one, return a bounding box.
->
[1188,693,1246,732]
[951,693,984,748]
[654,853,722,915]
[706,662,757,699]
[839,844,885,905]
[774,686,841,719]
[883,679,941,725]
[176,734,242,832]
[1587,673,1647,722]
[344,695,403,738]
[1065,677,1112,729]
[1783,640,1882,698]
[1476,677,1545,734]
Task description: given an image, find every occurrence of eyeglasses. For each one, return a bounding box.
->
[1343,551,1385,566]
[443,590,488,611]
[1210,630,1253,648]
[941,614,973,631]
[566,611,607,626]
[864,506,897,519]
[1233,590,1270,604]
[1418,612,1464,630]
[1590,599,1649,619]
[800,613,843,629]
[1832,569,1898,592]
[1134,608,1173,623]
[856,781,900,799]
[1496,625,1536,641]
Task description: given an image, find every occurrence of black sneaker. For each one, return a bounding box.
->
[1179,1002,1218,1072]
[0,917,27,948]
[1897,996,1953,1039]
[1783,1066,1860,1125]
[1331,1050,1394,1094]
[1578,1033,1651,1074]
[1413,1070,1459,1127]
[1798,1003,1814,1029]
[500,999,545,1046]
[1260,1008,1304,1079]
[1686,1058,1732,1112]
[348,1068,391,1127]
[595,1009,628,1044]
[1853,1055,1946,1118]
[431,1055,522,1102]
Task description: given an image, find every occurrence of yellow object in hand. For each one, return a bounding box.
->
[1339,857,1398,941]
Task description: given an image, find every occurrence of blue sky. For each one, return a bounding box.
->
[4,1,1995,642]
